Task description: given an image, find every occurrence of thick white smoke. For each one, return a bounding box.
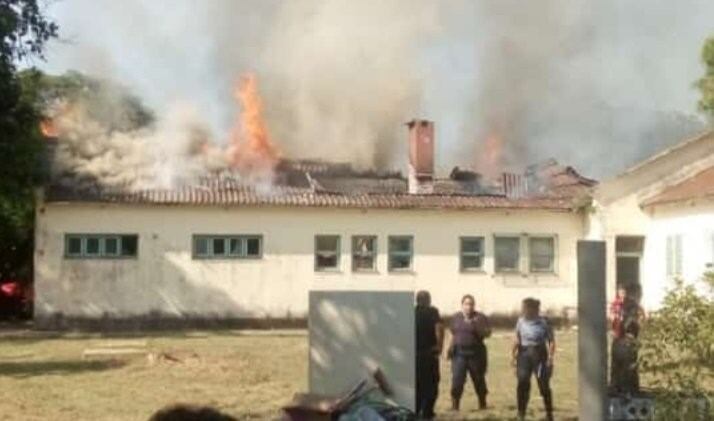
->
[47,101,227,189]
[41,0,713,181]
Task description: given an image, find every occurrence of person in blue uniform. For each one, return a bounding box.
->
[511,297,555,421]
[415,290,444,420]
[447,294,492,411]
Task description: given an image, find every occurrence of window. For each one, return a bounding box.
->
[192,235,262,259]
[352,236,377,272]
[460,237,485,271]
[616,236,644,255]
[494,236,520,272]
[665,234,683,278]
[529,236,555,273]
[64,234,139,259]
[388,236,413,272]
[616,236,644,289]
[315,235,340,271]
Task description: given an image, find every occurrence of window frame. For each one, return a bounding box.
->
[388,235,414,273]
[494,234,522,273]
[528,235,557,274]
[314,235,341,272]
[459,236,485,272]
[192,234,263,260]
[64,234,139,259]
[351,235,378,273]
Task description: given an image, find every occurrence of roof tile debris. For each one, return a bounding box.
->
[44,159,596,211]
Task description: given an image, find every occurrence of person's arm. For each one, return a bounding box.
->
[435,320,445,355]
[511,322,521,366]
[445,325,454,360]
[481,314,492,338]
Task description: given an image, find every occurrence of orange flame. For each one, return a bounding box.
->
[39,118,59,139]
[227,73,280,174]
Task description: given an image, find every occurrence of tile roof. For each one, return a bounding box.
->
[43,159,595,212]
[641,165,714,207]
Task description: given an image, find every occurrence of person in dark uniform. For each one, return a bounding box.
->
[415,290,444,420]
[511,298,555,421]
[447,294,491,411]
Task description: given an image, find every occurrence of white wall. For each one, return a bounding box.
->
[589,194,651,301]
[641,200,714,309]
[35,203,585,321]
[309,291,415,410]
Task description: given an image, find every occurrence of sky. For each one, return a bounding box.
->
[38,0,714,179]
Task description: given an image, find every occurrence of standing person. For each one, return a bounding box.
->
[609,285,628,338]
[447,294,491,411]
[609,285,645,394]
[511,298,555,421]
[415,290,444,420]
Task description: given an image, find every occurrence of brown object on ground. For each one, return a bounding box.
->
[281,393,340,421]
[282,368,394,420]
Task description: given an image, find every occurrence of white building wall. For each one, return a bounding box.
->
[35,204,585,322]
[641,200,714,309]
[589,194,651,301]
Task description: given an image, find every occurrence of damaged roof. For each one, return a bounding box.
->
[43,159,596,212]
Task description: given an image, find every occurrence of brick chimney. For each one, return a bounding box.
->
[406,119,434,194]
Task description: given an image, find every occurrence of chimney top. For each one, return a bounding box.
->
[406,119,435,194]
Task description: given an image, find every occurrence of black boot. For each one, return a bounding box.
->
[478,395,487,410]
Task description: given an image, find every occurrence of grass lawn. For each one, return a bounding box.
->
[0,329,579,420]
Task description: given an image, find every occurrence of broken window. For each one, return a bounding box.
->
[460,237,485,271]
[64,234,139,259]
[388,236,413,272]
[193,235,262,259]
[529,236,556,273]
[352,236,377,272]
[495,236,520,272]
[315,235,340,271]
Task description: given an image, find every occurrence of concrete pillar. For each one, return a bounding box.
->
[577,241,608,421]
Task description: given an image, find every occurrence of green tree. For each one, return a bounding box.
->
[697,36,714,117]
[0,1,57,283]
[639,274,714,420]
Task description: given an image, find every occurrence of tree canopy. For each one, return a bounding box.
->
[697,36,714,118]
[0,0,57,281]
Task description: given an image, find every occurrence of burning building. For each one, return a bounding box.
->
[33,118,597,329]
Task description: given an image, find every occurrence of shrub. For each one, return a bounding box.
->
[639,273,714,420]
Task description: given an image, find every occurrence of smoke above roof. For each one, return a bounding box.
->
[40,0,712,181]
